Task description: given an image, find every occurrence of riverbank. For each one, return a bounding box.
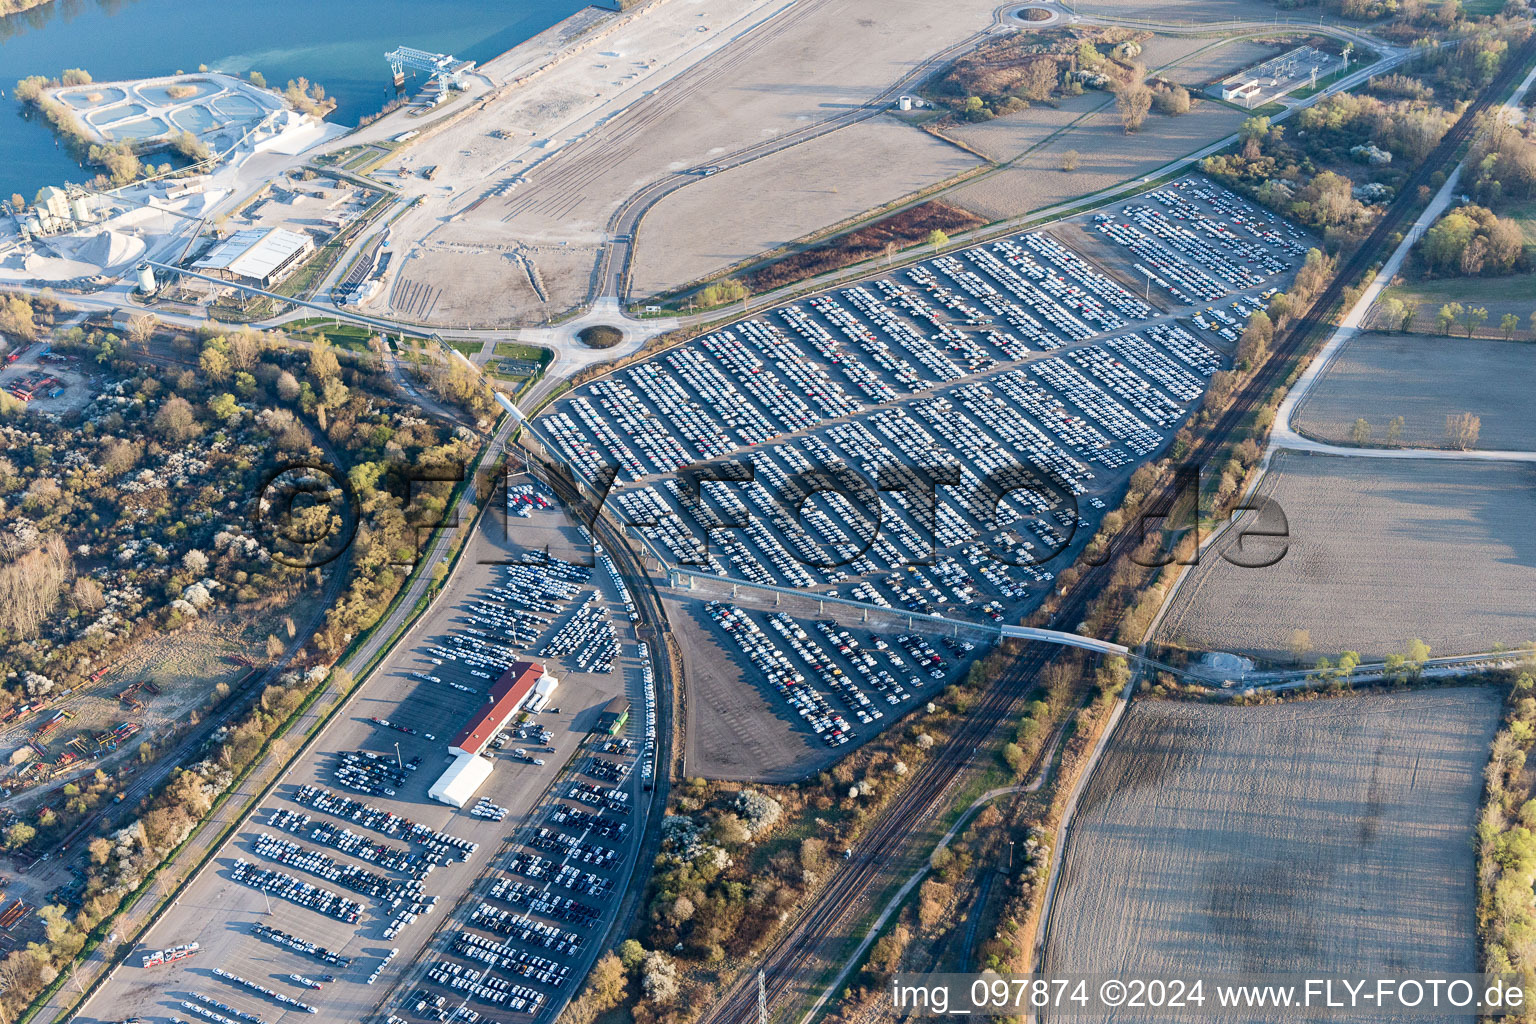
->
[0,0,52,16]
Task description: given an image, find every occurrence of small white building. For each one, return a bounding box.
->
[427,750,494,808]
[525,675,559,714]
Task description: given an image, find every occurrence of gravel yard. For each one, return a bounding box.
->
[1044,688,1501,1023]
[1155,452,1536,661]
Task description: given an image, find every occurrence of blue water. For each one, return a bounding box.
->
[0,0,589,199]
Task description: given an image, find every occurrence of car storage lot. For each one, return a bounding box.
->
[541,176,1312,637]
[672,594,985,780]
[79,482,653,1024]
[1043,689,1500,1024]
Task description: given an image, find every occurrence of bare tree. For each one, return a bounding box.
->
[1060,149,1080,172]
[0,535,71,638]
[125,313,157,352]
[1446,412,1481,450]
[1116,81,1153,133]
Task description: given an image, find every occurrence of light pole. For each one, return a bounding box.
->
[394,741,402,770]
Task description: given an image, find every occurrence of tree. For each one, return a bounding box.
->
[1446,411,1481,449]
[1239,115,1271,142]
[1352,418,1371,444]
[276,370,301,402]
[265,634,285,661]
[1153,83,1190,115]
[1378,297,1405,331]
[153,395,199,443]
[9,193,24,212]
[125,313,156,351]
[618,939,646,971]
[308,335,340,385]
[87,142,140,186]
[3,823,35,851]
[1237,311,1273,367]
[60,68,92,86]
[926,229,949,253]
[1405,637,1432,675]
[208,392,240,424]
[1288,628,1311,666]
[583,953,626,1013]
[1386,415,1405,443]
[199,345,231,383]
[1437,302,1463,334]
[1502,313,1521,340]
[248,70,266,88]
[0,294,36,341]
[1116,81,1153,133]
[1399,300,1419,333]
[1060,149,1080,172]
[1460,305,1488,337]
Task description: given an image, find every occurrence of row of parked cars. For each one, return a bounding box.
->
[409,689,645,1019]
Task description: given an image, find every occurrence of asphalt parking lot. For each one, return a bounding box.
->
[76,478,655,1024]
[541,176,1312,619]
[537,176,1314,771]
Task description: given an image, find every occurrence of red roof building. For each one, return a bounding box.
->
[449,661,546,756]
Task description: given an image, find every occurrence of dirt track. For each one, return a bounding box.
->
[1044,688,1500,1023]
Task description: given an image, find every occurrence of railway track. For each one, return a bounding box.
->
[697,34,1536,1024]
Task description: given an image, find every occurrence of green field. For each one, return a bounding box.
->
[492,341,553,366]
[283,318,380,352]
[446,339,484,357]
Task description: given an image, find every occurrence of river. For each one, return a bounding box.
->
[0,0,590,199]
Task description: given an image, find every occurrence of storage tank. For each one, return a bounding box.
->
[136,263,157,295]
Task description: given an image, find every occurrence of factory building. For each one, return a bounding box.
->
[428,661,554,808]
[191,227,312,288]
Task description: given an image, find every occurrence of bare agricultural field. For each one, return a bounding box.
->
[940,93,1104,163]
[406,0,1007,322]
[1155,453,1536,661]
[1070,0,1285,22]
[1382,274,1536,333]
[1044,689,1500,1023]
[1294,332,1536,451]
[953,102,1245,220]
[630,118,984,295]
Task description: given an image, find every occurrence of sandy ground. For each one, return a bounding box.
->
[1155,452,1536,661]
[953,103,1246,221]
[1293,332,1536,452]
[630,117,984,295]
[382,0,1007,322]
[1044,689,1499,1023]
[78,492,648,1024]
[939,93,1105,164]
